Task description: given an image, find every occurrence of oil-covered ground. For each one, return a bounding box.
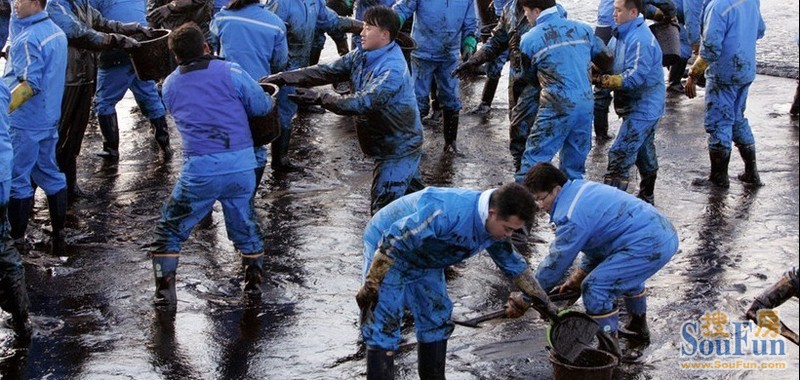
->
[1,1,798,379]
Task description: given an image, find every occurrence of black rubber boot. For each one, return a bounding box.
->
[366,348,395,380]
[153,271,177,307]
[596,331,622,359]
[693,149,730,188]
[442,108,460,154]
[667,58,687,94]
[470,77,500,115]
[96,113,120,159]
[59,156,86,198]
[8,197,34,242]
[1,266,32,341]
[46,188,68,255]
[150,116,173,160]
[619,313,650,343]
[637,171,657,205]
[603,175,629,191]
[736,144,764,187]
[270,133,303,173]
[418,340,447,380]
[791,80,799,116]
[594,109,613,141]
[243,264,264,297]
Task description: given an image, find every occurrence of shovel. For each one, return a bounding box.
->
[452,290,582,328]
[744,313,800,346]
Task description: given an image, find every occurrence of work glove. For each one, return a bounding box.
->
[115,22,154,37]
[260,73,288,87]
[341,18,364,34]
[504,292,530,318]
[651,8,665,22]
[106,33,141,50]
[9,81,34,113]
[288,88,325,105]
[148,2,176,26]
[461,36,478,62]
[555,268,588,295]
[512,268,560,322]
[593,74,623,89]
[688,56,708,80]
[356,250,395,322]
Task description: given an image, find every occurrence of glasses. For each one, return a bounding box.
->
[534,189,554,208]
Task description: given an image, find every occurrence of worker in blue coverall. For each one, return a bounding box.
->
[593,0,665,205]
[90,0,173,160]
[667,0,702,93]
[47,0,149,198]
[5,1,69,256]
[469,0,510,116]
[514,0,613,183]
[685,0,765,189]
[522,162,679,360]
[1,74,31,341]
[393,0,477,154]
[210,0,288,189]
[262,6,423,215]
[356,182,559,379]
[264,0,363,172]
[150,23,273,306]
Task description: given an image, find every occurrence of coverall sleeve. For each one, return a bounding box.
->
[618,38,658,90]
[10,40,44,95]
[698,2,724,62]
[683,0,702,46]
[270,24,289,73]
[460,0,477,41]
[486,242,529,279]
[48,1,108,48]
[230,62,273,117]
[535,222,592,291]
[377,205,448,261]
[756,12,765,40]
[278,53,352,87]
[324,55,403,116]
[314,0,352,35]
[391,0,417,25]
[479,11,511,60]
[590,34,614,72]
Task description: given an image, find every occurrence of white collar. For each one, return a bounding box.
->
[479,189,495,228]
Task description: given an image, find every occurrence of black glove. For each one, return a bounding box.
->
[452,60,477,79]
[288,88,323,105]
[260,73,287,87]
[106,33,141,50]
[116,22,154,37]
[148,3,174,26]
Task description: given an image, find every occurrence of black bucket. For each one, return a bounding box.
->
[396,32,416,68]
[129,29,175,81]
[249,83,281,146]
[650,21,681,67]
[549,348,618,380]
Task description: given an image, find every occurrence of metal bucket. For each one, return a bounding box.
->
[650,21,681,67]
[129,29,175,81]
[396,32,416,68]
[249,83,281,146]
[549,348,618,380]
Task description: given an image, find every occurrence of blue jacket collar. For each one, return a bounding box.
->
[613,14,644,39]
[536,5,562,23]
[363,40,397,66]
[17,10,49,27]
[549,179,576,223]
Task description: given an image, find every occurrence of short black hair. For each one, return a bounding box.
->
[226,0,259,11]
[489,183,537,225]
[622,0,644,13]
[362,5,400,41]
[518,0,556,10]
[168,22,206,63]
[523,162,568,194]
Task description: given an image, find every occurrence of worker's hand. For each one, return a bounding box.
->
[452,60,477,79]
[461,36,478,63]
[288,88,323,105]
[595,74,623,89]
[147,3,174,26]
[260,73,287,87]
[685,76,697,99]
[691,43,700,56]
[355,279,380,317]
[652,8,665,22]
[107,33,141,50]
[117,22,154,37]
[504,291,530,318]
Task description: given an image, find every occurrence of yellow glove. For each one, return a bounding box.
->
[598,74,623,89]
[688,56,709,79]
[9,81,34,113]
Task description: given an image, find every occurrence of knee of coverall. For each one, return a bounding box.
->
[433,58,462,111]
[412,58,435,116]
[361,267,414,351]
[606,118,655,179]
[152,174,220,253]
[508,88,540,164]
[634,121,659,175]
[9,129,66,198]
[514,114,570,183]
[731,84,755,147]
[217,171,264,254]
[95,64,133,116]
[558,112,593,180]
[278,86,298,133]
[130,71,167,120]
[404,268,454,344]
[594,87,613,113]
[703,81,736,152]
[370,153,422,215]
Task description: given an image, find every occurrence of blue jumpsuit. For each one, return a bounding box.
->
[603,16,665,187]
[210,3,288,172]
[515,7,609,182]
[362,187,529,350]
[700,0,764,153]
[265,0,358,167]
[90,0,166,121]
[535,180,678,329]
[153,57,272,272]
[4,10,68,199]
[274,40,424,214]
[393,0,477,114]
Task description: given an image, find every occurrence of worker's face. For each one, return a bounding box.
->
[533,185,561,215]
[14,0,40,19]
[485,211,526,240]
[522,6,541,25]
[613,0,639,26]
[361,23,390,51]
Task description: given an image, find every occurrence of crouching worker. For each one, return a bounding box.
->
[356,183,559,379]
[149,22,272,307]
[261,5,423,215]
[521,162,678,361]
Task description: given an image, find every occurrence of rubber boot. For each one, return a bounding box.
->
[46,188,68,255]
[366,347,395,380]
[418,340,447,380]
[692,149,730,188]
[96,113,120,159]
[594,109,613,141]
[242,253,264,297]
[791,80,799,116]
[746,270,797,322]
[667,58,687,94]
[8,197,34,244]
[637,171,657,205]
[2,267,32,341]
[735,144,764,187]
[470,77,499,115]
[442,108,460,154]
[60,155,86,198]
[150,116,173,160]
[271,133,302,173]
[591,310,622,359]
[603,175,629,192]
[152,254,178,307]
[424,83,442,125]
[619,291,650,362]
